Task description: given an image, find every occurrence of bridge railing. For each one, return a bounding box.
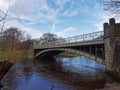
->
[34,31,104,48]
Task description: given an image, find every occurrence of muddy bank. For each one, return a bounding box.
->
[95,83,120,90]
[0,60,13,81]
[97,71,120,90]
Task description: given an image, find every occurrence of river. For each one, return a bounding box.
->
[1,56,118,90]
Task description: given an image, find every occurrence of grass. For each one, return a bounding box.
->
[55,52,80,58]
[0,49,33,62]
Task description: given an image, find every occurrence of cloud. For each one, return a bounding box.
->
[52,0,71,10]
[5,19,42,38]
[63,9,80,17]
[1,0,119,39]
[0,0,14,10]
[51,23,56,32]
[0,0,78,37]
[0,0,60,38]
[64,27,75,32]
[91,1,120,31]
[84,1,120,31]
[93,10,120,31]
[6,0,59,24]
[61,0,89,17]
[55,27,76,36]
[53,0,71,6]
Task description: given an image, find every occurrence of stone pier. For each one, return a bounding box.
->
[104,18,120,78]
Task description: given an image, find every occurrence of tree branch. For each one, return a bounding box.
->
[0,10,8,21]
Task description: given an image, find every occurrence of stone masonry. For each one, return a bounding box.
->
[104,18,120,77]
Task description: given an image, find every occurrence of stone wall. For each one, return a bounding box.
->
[104,18,120,79]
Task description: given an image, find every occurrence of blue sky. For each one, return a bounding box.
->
[0,0,119,38]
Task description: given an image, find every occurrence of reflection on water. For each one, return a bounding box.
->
[1,56,112,90]
[56,56,105,76]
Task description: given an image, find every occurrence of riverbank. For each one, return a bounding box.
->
[0,60,14,81]
[55,52,80,58]
[96,83,120,90]
[0,49,33,82]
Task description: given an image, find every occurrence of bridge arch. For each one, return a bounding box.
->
[35,48,104,64]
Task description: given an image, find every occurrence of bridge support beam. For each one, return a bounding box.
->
[104,18,120,79]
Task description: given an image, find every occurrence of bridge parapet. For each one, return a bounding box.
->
[34,31,104,49]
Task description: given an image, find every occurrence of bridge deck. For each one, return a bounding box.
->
[34,39,104,49]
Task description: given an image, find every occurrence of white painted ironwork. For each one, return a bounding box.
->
[34,31,104,48]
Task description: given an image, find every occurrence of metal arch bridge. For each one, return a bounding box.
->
[34,31,105,64]
[33,18,120,79]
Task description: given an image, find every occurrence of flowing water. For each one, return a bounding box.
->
[1,56,117,90]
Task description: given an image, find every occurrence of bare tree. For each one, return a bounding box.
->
[0,27,33,60]
[3,27,24,42]
[0,9,8,59]
[101,0,120,16]
[42,33,58,42]
[0,9,8,37]
[22,35,33,49]
[0,9,8,21]
[38,33,59,46]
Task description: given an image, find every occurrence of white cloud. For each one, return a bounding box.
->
[64,27,75,32]
[52,0,71,9]
[0,0,59,38]
[5,19,42,38]
[92,1,120,31]
[55,27,76,36]
[62,0,89,17]
[84,2,120,31]
[0,0,14,10]
[4,0,59,24]
[51,23,56,32]
[1,0,77,37]
[54,0,71,6]
[93,10,120,31]
[1,0,119,39]
[63,9,79,17]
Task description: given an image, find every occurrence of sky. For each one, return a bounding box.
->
[0,0,119,38]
